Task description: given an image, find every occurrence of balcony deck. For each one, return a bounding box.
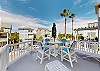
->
[7,52,100,71]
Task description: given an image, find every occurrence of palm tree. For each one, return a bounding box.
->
[60,9,71,35]
[69,13,75,40]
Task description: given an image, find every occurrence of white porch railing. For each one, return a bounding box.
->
[76,41,100,58]
[0,40,33,71]
[0,40,100,71]
[0,45,9,71]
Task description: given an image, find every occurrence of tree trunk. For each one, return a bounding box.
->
[72,18,74,40]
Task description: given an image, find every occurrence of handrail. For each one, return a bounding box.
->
[0,44,9,71]
[76,41,100,57]
[0,40,33,71]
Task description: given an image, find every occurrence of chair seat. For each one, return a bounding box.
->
[63,48,70,53]
[37,45,50,64]
[38,49,44,54]
[61,41,77,68]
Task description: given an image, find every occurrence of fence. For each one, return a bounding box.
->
[0,40,33,71]
[76,41,100,58]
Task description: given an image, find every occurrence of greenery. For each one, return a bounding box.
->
[60,9,71,35]
[66,34,73,40]
[77,34,84,40]
[60,9,71,17]
[58,34,65,40]
[58,33,74,41]
[95,37,98,42]
[36,35,43,42]
[9,32,19,43]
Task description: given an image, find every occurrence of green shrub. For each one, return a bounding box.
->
[36,36,43,42]
[78,35,84,40]
[58,34,65,40]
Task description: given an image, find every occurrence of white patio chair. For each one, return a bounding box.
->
[37,45,50,64]
[60,41,77,67]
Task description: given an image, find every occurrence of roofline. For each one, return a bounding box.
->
[74,27,98,31]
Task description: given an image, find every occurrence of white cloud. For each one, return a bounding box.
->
[85,11,94,15]
[0,10,48,30]
[28,7,37,12]
[74,0,81,5]
[49,18,74,34]
[74,17,97,29]
[96,0,100,3]
[79,0,98,8]
[79,1,90,8]
[16,0,31,4]
[17,0,30,2]
[0,10,97,34]
[0,5,1,10]
[54,17,97,34]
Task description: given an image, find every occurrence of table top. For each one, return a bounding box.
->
[49,41,63,44]
[45,60,71,71]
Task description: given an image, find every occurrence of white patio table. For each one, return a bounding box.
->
[45,60,71,71]
[49,41,62,57]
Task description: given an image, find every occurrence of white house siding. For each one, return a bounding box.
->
[0,17,1,29]
[78,30,98,39]
[19,30,28,41]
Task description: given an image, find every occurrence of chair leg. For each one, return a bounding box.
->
[45,65,48,71]
[48,54,50,60]
[75,54,78,62]
[48,49,50,60]
[61,55,63,61]
[40,53,44,64]
[69,54,73,68]
[36,51,39,60]
[61,49,63,61]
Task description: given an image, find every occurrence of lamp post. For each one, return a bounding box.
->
[95,4,100,47]
[69,13,75,40]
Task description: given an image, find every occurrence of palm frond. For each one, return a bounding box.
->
[63,9,67,13]
[60,13,64,16]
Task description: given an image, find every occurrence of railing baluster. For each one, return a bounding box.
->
[11,46,13,61]
[23,43,25,54]
[13,45,16,60]
[16,45,18,58]
[76,41,100,59]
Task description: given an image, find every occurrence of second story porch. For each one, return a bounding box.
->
[0,40,100,71]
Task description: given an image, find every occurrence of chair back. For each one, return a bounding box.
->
[70,41,77,50]
[41,43,50,52]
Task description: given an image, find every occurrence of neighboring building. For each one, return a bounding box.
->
[18,27,51,41]
[74,22,99,40]
[36,28,51,37]
[0,27,10,47]
[0,32,7,47]
[18,28,35,41]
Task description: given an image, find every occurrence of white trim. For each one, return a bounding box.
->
[7,52,30,67]
[99,8,100,17]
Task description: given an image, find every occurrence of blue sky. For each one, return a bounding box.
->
[0,0,100,33]
[1,0,99,21]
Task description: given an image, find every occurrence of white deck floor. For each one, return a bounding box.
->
[7,52,100,71]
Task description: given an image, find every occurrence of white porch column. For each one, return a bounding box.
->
[98,8,100,47]
[7,33,9,44]
[99,30,100,47]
